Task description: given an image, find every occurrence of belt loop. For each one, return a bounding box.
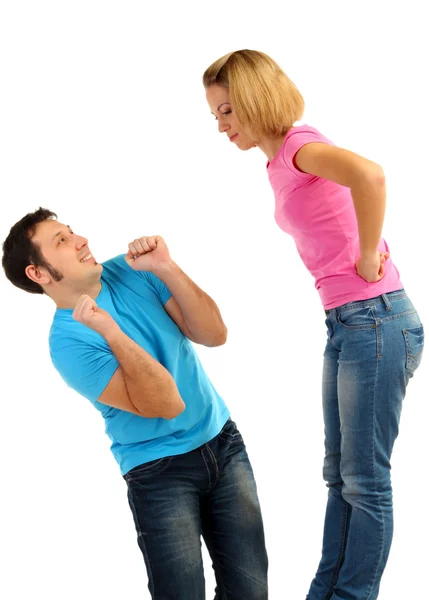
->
[381,293,392,311]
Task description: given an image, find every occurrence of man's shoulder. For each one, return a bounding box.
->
[49,309,105,356]
[49,311,91,350]
[101,254,127,276]
[101,254,153,289]
[102,254,145,281]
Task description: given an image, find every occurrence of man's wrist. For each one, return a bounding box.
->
[102,322,123,344]
[152,260,179,280]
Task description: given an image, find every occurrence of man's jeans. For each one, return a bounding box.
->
[124,418,268,599]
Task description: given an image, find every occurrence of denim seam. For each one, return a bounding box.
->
[403,327,424,373]
[365,321,385,600]
[327,316,341,351]
[200,446,212,488]
[329,335,341,351]
[336,315,377,331]
[125,457,173,482]
[336,308,416,331]
[218,432,242,441]
[328,502,351,598]
[377,308,416,324]
[206,444,220,487]
[128,489,155,597]
[203,536,227,600]
[375,311,382,359]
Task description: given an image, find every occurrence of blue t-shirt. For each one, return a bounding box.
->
[49,255,230,475]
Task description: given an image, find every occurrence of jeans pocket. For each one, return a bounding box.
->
[336,305,377,330]
[402,325,425,373]
[124,456,173,484]
[218,419,243,442]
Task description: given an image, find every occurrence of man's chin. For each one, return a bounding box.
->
[90,262,103,277]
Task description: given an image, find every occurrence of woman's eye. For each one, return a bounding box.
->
[214,110,232,121]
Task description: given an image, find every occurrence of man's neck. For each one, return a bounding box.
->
[54,281,102,309]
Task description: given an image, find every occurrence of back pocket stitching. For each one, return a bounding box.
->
[402,327,424,373]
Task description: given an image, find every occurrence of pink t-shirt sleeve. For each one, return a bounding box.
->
[283,127,334,179]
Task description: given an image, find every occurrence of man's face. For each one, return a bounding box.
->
[30,218,102,291]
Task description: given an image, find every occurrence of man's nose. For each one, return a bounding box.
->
[75,235,88,249]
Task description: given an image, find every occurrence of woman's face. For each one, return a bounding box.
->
[206,84,256,151]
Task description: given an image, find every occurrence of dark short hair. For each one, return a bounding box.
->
[2,207,61,294]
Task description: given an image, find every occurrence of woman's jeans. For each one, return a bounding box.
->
[307,290,424,600]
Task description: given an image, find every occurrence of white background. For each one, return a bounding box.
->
[1,1,427,598]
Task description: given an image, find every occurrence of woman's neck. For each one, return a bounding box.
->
[258,134,288,162]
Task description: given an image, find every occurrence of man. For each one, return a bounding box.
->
[2,208,268,600]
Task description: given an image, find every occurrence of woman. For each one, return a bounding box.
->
[203,49,424,600]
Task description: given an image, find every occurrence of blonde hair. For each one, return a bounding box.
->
[203,49,304,138]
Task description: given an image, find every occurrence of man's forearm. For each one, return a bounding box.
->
[155,261,227,346]
[104,326,184,418]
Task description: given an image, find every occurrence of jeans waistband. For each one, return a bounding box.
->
[325,289,406,316]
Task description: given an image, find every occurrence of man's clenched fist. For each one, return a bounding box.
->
[124,236,172,273]
[73,295,119,337]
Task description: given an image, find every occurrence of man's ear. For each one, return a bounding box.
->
[25,264,51,287]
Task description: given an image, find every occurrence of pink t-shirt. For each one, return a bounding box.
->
[267,125,403,309]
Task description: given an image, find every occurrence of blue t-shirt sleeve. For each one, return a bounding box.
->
[112,254,172,305]
[138,270,172,305]
[51,338,119,406]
